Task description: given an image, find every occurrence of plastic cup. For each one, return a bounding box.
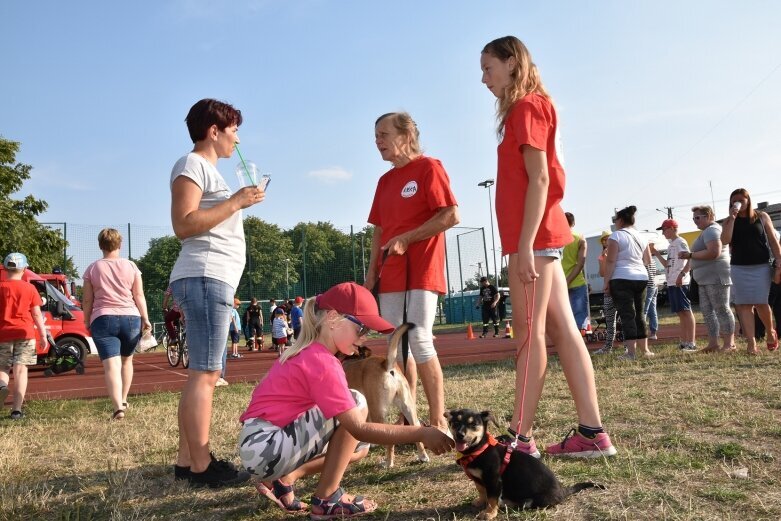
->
[733,201,742,211]
[236,161,259,187]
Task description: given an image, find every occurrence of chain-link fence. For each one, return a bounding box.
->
[41,222,490,327]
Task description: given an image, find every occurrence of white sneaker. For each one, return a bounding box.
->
[215,378,229,387]
[617,353,636,361]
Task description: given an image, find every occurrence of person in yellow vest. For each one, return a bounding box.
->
[562,212,589,330]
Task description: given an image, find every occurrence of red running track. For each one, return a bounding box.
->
[8,324,704,403]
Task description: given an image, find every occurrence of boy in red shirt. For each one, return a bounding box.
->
[0,253,50,419]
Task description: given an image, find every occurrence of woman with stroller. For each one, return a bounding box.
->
[603,206,654,360]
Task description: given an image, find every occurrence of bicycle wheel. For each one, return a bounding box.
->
[181,336,190,369]
[167,337,181,367]
[158,332,169,353]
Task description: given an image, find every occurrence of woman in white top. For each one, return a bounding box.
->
[603,206,654,359]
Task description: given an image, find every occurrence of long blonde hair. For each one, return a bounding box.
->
[482,36,550,136]
[279,296,330,363]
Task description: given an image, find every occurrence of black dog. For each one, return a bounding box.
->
[445,408,603,519]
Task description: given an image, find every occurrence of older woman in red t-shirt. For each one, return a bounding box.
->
[365,112,459,431]
[481,36,615,458]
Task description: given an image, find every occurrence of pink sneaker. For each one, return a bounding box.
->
[545,428,617,458]
[497,434,540,458]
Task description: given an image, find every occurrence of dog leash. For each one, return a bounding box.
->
[373,250,411,375]
[510,279,536,451]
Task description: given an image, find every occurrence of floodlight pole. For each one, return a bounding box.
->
[478,179,499,284]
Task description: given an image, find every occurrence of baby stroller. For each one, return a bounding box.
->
[591,312,624,343]
[43,334,86,377]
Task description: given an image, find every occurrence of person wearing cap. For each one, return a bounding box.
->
[475,276,500,337]
[651,218,697,352]
[366,111,459,433]
[290,296,304,339]
[271,307,290,352]
[0,252,50,420]
[239,282,454,516]
[244,297,263,351]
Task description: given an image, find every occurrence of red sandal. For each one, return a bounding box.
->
[310,487,377,520]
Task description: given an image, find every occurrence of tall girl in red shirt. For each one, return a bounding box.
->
[480,36,616,458]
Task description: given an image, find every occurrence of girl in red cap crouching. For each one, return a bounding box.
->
[238,282,453,519]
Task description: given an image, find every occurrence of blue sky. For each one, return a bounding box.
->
[3,0,780,251]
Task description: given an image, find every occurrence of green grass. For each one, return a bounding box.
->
[1,342,781,520]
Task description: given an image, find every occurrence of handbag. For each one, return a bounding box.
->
[137,331,158,353]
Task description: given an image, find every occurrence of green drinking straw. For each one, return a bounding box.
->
[234,143,256,186]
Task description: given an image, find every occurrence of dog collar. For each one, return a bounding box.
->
[456,432,499,469]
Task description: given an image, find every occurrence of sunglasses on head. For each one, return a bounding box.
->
[343,315,369,337]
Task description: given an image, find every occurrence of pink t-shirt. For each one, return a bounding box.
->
[239,342,356,426]
[83,258,141,324]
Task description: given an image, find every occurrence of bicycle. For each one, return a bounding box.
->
[166,320,189,368]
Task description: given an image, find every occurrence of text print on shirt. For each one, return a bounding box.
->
[401,181,418,198]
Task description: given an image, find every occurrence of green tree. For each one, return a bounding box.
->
[242,217,297,300]
[135,235,181,323]
[135,235,182,294]
[0,137,76,276]
[289,222,359,296]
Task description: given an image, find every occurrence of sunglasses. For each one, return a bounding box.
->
[344,315,369,337]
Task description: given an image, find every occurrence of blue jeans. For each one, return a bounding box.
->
[171,277,234,372]
[91,315,141,361]
[643,286,658,334]
[568,284,589,329]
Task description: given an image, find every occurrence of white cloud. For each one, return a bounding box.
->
[307,166,352,184]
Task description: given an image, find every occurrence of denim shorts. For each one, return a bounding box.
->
[91,315,142,360]
[171,277,233,372]
[668,285,692,313]
[534,247,563,259]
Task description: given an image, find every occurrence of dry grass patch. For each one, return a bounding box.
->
[1,343,780,520]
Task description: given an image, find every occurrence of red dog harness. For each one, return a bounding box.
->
[456,433,514,483]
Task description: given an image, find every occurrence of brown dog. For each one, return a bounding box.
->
[342,323,429,467]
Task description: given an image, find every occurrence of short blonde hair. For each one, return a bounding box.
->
[98,228,122,252]
[691,205,714,219]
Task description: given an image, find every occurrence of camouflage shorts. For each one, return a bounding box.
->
[238,389,369,481]
[0,339,37,368]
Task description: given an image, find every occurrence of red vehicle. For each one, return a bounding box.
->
[0,265,96,366]
[39,269,81,306]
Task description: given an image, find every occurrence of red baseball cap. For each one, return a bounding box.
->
[656,219,678,230]
[315,282,394,334]
[294,296,304,304]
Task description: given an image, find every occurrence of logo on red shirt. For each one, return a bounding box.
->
[401,181,418,198]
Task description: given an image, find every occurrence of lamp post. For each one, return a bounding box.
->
[478,179,499,284]
[284,258,290,299]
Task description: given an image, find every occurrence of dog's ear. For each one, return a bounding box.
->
[480,410,501,429]
[444,410,454,422]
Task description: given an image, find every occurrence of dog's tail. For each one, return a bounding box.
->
[385,323,415,373]
[564,482,605,498]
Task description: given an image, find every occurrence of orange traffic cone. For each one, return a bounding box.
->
[466,323,475,340]
[504,320,513,338]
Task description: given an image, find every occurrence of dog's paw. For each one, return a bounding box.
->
[476,509,497,520]
[380,458,394,469]
[471,497,486,508]
[417,453,430,463]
